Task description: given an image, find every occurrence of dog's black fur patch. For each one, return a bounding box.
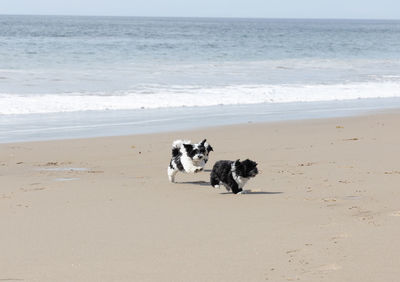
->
[172,147,180,158]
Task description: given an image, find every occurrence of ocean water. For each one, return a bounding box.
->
[1,15,400,142]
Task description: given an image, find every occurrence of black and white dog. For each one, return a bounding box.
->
[168,139,213,183]
[210,159,258,194]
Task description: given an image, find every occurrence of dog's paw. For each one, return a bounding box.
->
[194,168,203,173]
[213,185,220,188]
[237,190,248,194]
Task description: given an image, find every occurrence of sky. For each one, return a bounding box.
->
[0,0,399,19]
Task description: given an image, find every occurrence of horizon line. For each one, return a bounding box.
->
[0,13,399,21]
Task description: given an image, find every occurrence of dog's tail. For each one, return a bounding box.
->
[171,139,190,157]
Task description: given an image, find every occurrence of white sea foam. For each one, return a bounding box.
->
[1,82,400,115]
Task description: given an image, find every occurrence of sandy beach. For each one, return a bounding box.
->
[1,110,400,281]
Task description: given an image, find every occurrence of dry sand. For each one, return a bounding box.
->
[1,111,400,281]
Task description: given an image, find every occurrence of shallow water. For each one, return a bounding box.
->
[2,97,399,143]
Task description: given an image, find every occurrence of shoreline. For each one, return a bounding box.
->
[1,110,400,281]
[2,97,400,144]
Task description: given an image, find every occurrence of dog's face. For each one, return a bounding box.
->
[182,141,205,162]
[183,139,213,161]
[234,159,258,178]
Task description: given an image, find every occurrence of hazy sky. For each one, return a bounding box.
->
[0,0,399,19]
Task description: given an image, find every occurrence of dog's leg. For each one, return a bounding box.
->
[230,182,243,194]
[186,163,203,173]
[210,172,220,188]
[194,167,203,173]
[168,166,178,183]
[193,159,206,173]
[223,183,231,191]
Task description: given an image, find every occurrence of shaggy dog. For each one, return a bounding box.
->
[168,139,213,182]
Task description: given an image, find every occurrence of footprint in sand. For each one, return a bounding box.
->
[331,234,349,240]
[37,167,88,172]
[331,233,349,244]
[384,171,400,175]
[54,177,80,182]
[20,187,46,192]
[298,162,315,167]
[0,194,12,199]
[316,263,342,272]
[389,211,400,217]
[322,197,337,202]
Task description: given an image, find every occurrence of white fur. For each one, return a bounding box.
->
[231,162,250,189]
[172,139,191,150]
[168,166,178,182]
[180,144,204,173]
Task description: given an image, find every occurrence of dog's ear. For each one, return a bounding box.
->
[207,145,213,152]
[247,159,258,166]
[200,139,207,146]
[234,159,241,166]
[183,143,193,153]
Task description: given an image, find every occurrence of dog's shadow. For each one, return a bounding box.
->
[219,191,283,195]
[179,181,283,195]
[178,181,210,186]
